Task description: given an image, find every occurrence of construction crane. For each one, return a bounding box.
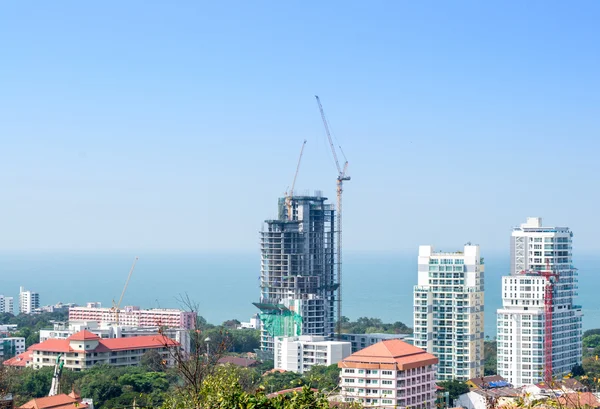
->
[519,259,559,382]
[111,256,139,325]
[315,95,351,340]
[48,353,64,396]
[285,140,307,220]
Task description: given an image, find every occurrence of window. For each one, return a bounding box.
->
[382,370,393,375]
[345,369,355,374]
[382,380,393,385]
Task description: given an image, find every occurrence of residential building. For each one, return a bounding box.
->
[413,245,485,381]
[339,339,438,409]
[0,296,14,314]
[497,217,583,386]
[274,335,351,374]
[254,194,336,353]
[3,349,33,368]
[19,287,39,314]
[68,304,196,329]
[0,337,26,358]
[465,375,510,390]
[39,321,191,353]
[338,333,413,353]
[30,330,178,370]
[237,313,260,330]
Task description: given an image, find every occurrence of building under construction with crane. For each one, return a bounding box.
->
[496,217,583,387]
[254,96,350,353]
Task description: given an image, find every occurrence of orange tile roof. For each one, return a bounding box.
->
[3,350,33,367]
[340,339,438,370]
[557,392,600,408]
[67,330,100,341]
[19,394,88,409]
[29,335,178,354]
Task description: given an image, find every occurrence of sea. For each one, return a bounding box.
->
[0,252,598,337]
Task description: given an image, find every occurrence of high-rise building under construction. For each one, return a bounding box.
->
[254,193,336,353]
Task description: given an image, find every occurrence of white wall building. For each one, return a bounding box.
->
[69,305,196,329]
[339,339,438,409]
[338,333,413,353]
[237,314,261,330]
[19,287,40,314]
[413,244,485,381]
[497,217,583,387]
[40,321,191,353]
[274,335,351,374]
[0,337,26,357]
[0,296,14,314]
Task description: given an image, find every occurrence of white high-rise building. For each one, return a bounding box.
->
[274,335,351,374]
[413,245,485,381]
[497,217,582,387]
[0,296,14,314]
[19,287,40,314]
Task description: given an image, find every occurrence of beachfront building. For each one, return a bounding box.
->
[69,303,196,329]
[274,335,351,374]
[19,287,39,314]
[30,330,178,370]
[497,217,583,386]
[254,193,336,353]
[339,339,438,409]
[413,244,485,381]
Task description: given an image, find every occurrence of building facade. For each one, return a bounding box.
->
[254,194,336,353]
[338,333,413,353]
[40,321,191,353]
[19,287,39,314]
[0,296,14,315]
[413,245,485,381]
[339,339,438,409]
[0,337,26,358]
[497,217,583,386]
[274,335,351,374]
[68,304,196,329]
[30,330,178,370]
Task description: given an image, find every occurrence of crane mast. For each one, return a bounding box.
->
[285,140,307,220]
[112,256,139,325]
[315,95,350,340]
[49,354,64,396]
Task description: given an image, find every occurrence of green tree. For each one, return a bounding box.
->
[304,364,340,391]
[484,340,498,375]
[141,349,165,372]
[437,380,469,401]
[583,334,600,349]
[584,329,600,338]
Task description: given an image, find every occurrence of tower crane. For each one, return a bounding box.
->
[315,95,351,340]
[111,256,139,325]
[285,140,307,220]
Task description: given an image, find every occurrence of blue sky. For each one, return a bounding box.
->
[1,1,598,254]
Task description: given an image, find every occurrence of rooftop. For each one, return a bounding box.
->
[19,394,88,409]
[67,330,100,341]
[339,339,437,370]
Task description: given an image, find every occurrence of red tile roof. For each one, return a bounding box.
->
[67,330,100,341]
[19,394,88,409]
[3,349,33,367]
[339,339,438,370]
[29,334,178,354]
[557,392,600,408]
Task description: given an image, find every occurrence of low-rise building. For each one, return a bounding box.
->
[0,337,26,358]
[30,330,178,370]
[40,321,191,353]
[454,387,521,409]
[237,314,260,330]
[274,335,351,374]
[3,349,33,368]
[338,333,413,353]
[465,375,510,390]
[339,339,438,409]
[69,304,195,329]
[19,390,92,409]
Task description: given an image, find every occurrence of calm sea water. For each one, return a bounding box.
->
[0,252,597,336]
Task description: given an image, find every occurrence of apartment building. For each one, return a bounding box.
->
[497,217,583,386]
[68,304,196,329]
[274,335,351,374]
[19,287,40,314]
[40,321,191,353]
[413,245,485,381]
[0,337,26,358]
[339,339,438,409]
[30,330,178,370]
[0,296,14,314]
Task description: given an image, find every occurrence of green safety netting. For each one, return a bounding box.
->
[259,310,302,337]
